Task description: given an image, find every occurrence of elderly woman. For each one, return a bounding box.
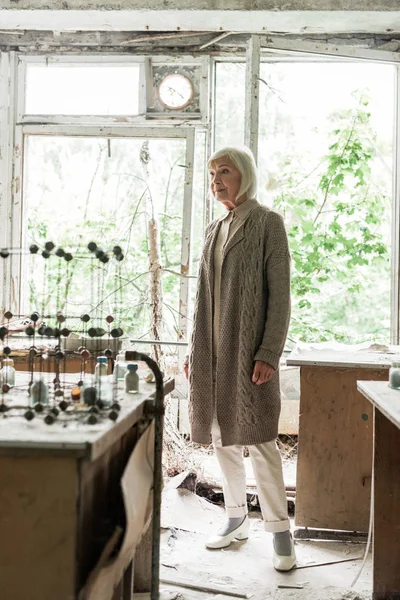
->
[184,146,296,571]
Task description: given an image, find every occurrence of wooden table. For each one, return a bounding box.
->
[286,349,397,532]
[357,380,400,600]
[0,376,174,600]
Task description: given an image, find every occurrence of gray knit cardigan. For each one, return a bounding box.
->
[188,204,291,447]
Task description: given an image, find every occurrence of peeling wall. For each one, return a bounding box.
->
[1,30,400,54]
[1,0,400,9]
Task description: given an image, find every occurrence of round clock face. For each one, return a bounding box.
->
[158,74,194,110]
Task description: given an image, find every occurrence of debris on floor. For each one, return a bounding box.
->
[161,485,372,600]
[161,487,225,535]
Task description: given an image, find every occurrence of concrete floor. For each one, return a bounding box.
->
[159,488,372,600]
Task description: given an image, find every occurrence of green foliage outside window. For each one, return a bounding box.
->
[24,69,392,348]
[274,95,391,344]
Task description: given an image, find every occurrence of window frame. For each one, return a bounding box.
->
[1,47,400,345]
[0,51,206,357]
[16,53,209,125]
[214,48,400,344]
[17,54,147,124]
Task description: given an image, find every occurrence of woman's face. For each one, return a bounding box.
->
[209,156,244,209]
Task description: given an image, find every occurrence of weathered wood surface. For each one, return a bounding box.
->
[373,408,400,599]
[0,417,157,599]
[0,374,174,460]
[0,456,78,600]
[77,424,139,593]
[133,517,153,593]
[357,380,400,430]
[295,365,388,532]
[287,348,399,369]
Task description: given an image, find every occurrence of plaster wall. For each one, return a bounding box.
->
[0,0,400,9]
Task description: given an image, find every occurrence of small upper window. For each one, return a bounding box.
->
[158,74,194,110]
[25,64,140,115]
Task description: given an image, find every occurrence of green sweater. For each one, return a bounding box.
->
[188,205,291,447]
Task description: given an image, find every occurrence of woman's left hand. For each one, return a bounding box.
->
[252,360,275,385]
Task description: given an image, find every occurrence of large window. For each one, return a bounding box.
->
[2,55,208,363]
[23,135,189,341]
[0,52,397,354]
[214,59,394,345]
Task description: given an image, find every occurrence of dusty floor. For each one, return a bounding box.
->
[159,487,372,600]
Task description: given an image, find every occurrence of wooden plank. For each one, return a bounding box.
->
[287,349,396,369]
[295,365,388,531]
[133,518,153,593]
[373,408,400,599]
[0,456,77,600]
[357,380,400,430]
[160,575,248,598]
[76,424,139,593]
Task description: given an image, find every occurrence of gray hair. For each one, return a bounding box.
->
[208,146,258,201]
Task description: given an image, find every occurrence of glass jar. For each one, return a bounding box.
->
[97,376,113,408]
[113,353,127,381]
[95,357,112,407]
[1,358,15,388]
[95,356,108,379]
[125,364,139,394]
[389,361,400,390]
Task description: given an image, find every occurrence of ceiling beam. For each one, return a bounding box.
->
[1,10,400,35]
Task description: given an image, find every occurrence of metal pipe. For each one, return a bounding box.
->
[125,349,164,600]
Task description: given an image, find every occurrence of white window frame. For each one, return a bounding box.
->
[213,44,400,343]
[18,124,196,350]
[16,53,209,126]
[17,54,147,125]
[0,51,204,357]
[2,45,400,344]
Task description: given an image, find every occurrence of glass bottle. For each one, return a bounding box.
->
[125,364,139,394]
[95,356,108,379]
[389,361,400,390]
[30,375,49,406]
[113,353,127,382]
[1,358,15,388]
[95,357,112,407]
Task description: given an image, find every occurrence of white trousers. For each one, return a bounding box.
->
[211,417,290,533]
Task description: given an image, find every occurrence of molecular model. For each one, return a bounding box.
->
[0,241,129,425]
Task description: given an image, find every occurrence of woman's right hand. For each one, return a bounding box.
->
[184,362,189,380]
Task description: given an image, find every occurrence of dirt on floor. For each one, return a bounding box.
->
[160,488,372,600]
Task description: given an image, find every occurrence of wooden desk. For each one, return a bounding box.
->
[287,350,396,532]
[0,377,174,600]
[357,380,400,600]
